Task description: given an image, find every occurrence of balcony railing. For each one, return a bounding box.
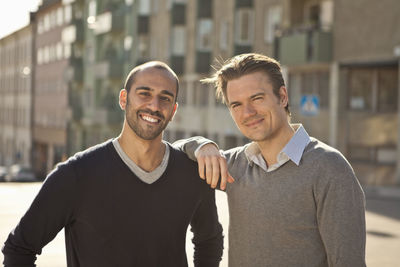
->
[277,28,332,65]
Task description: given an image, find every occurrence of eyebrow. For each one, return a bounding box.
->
[135,86,175,98]
[229,92,265,107]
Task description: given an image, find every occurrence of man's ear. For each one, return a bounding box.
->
[170,102,179,121]
[279,86,289,108]
[119,89,127,110]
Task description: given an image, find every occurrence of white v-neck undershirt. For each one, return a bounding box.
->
[112,139,170,184]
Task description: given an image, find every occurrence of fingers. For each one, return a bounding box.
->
[227,174,235,183]
[219,157,228,190]
[211,156,220,189]
[205,157,213,185]
[197,157,205,180]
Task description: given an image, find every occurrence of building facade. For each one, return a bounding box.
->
[33,0,73,177]
[0,25,34,167]
[1,0,399,184]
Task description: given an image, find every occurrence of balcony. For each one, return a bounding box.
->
[234,44,252,55]
[277,29,332,66]
[109,57,124,79]
[74,19,84,42]
[70,57,83,82]
[93,8,125,35]
[68,89,83,122]
[137,15,149,34]
[171,3,186,25]
[170,55,185,75]
[195,51,211,74]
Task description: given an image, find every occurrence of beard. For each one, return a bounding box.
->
[125,98,171,140]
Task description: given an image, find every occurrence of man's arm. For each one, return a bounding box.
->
[315,155,366,266]
[2,162,77,266]
[173,137,234,190]
[190,187,224,267]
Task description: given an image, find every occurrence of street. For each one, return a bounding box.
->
[0,182,399,267]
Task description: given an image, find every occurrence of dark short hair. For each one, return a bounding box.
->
[202,53,290,115]
[124,61,179,102]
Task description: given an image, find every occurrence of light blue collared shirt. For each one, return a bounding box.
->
[245,124,311,172]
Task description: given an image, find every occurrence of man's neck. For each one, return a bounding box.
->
[117,126,166,172]
[257,124,295,167]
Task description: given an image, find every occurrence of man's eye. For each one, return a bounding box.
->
[231,104,240,109]
[253,97,263,102]
[160,96,171,102]
[139,92,150,96]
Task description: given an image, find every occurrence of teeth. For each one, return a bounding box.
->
[142,115,158,123]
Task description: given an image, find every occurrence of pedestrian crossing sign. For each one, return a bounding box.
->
[300,94,319,116]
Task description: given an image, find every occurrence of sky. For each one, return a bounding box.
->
[0,0,41,39]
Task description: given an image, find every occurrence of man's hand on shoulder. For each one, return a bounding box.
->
[195,143,235,190]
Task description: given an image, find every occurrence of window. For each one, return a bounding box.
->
[38,18,44,34]
[171,26,186,55]
[37,48,43,65]
[64,44,71,59]
[264,5,282,44]
[50,10,57,29]
[138,0,151,15]
[56,42,63,60]
[193,82,209,106]
[44,14,50,31]
[348,68,373,110]
[64,5,72,24]
[301,72,329,108]
[219,20,228,50]
[49,44,56,62]
[224,135,238,149]
[62,25,77,44]
[57,7,64,26]
[197,19,213,51]
[235,9,253,45]
[320,0,333,30]
[43,46,50,63]
[89,0,96,17]
[378,68,398,112]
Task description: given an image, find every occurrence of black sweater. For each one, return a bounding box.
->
[2,140,223,267]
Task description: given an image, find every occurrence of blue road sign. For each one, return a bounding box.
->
[300,94,319,116]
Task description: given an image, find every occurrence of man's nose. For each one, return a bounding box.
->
[243,103,256,117]
[147,97,160,111]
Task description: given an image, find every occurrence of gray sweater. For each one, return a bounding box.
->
[176,136,366,267]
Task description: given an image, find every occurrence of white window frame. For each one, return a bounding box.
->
[264,5,282,44]
[219,20,228,51]
[171,26,186,55]
[197,19,213,51]
[235,9,254,45]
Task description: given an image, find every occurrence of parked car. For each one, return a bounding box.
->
[0,166,8,182]
[5,165,36,182]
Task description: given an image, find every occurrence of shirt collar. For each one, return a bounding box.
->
[244,124,311,168]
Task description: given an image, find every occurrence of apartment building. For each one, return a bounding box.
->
[235,0,399,184]
[67,0,134,153]
[0,25,34,167]
[139,0,400,184]
[2,0,396,184]
[333,0,400,184]
[33,0,73,177]
[150,0,283,148]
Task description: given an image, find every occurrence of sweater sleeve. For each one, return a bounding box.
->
[190,187,224,267]
[172,136,218,162]
[2,162,77,267]
[314,154,366,267]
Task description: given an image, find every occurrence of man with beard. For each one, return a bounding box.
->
[2,61,223,267]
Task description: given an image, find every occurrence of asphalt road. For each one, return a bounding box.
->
[0,182,399,267]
